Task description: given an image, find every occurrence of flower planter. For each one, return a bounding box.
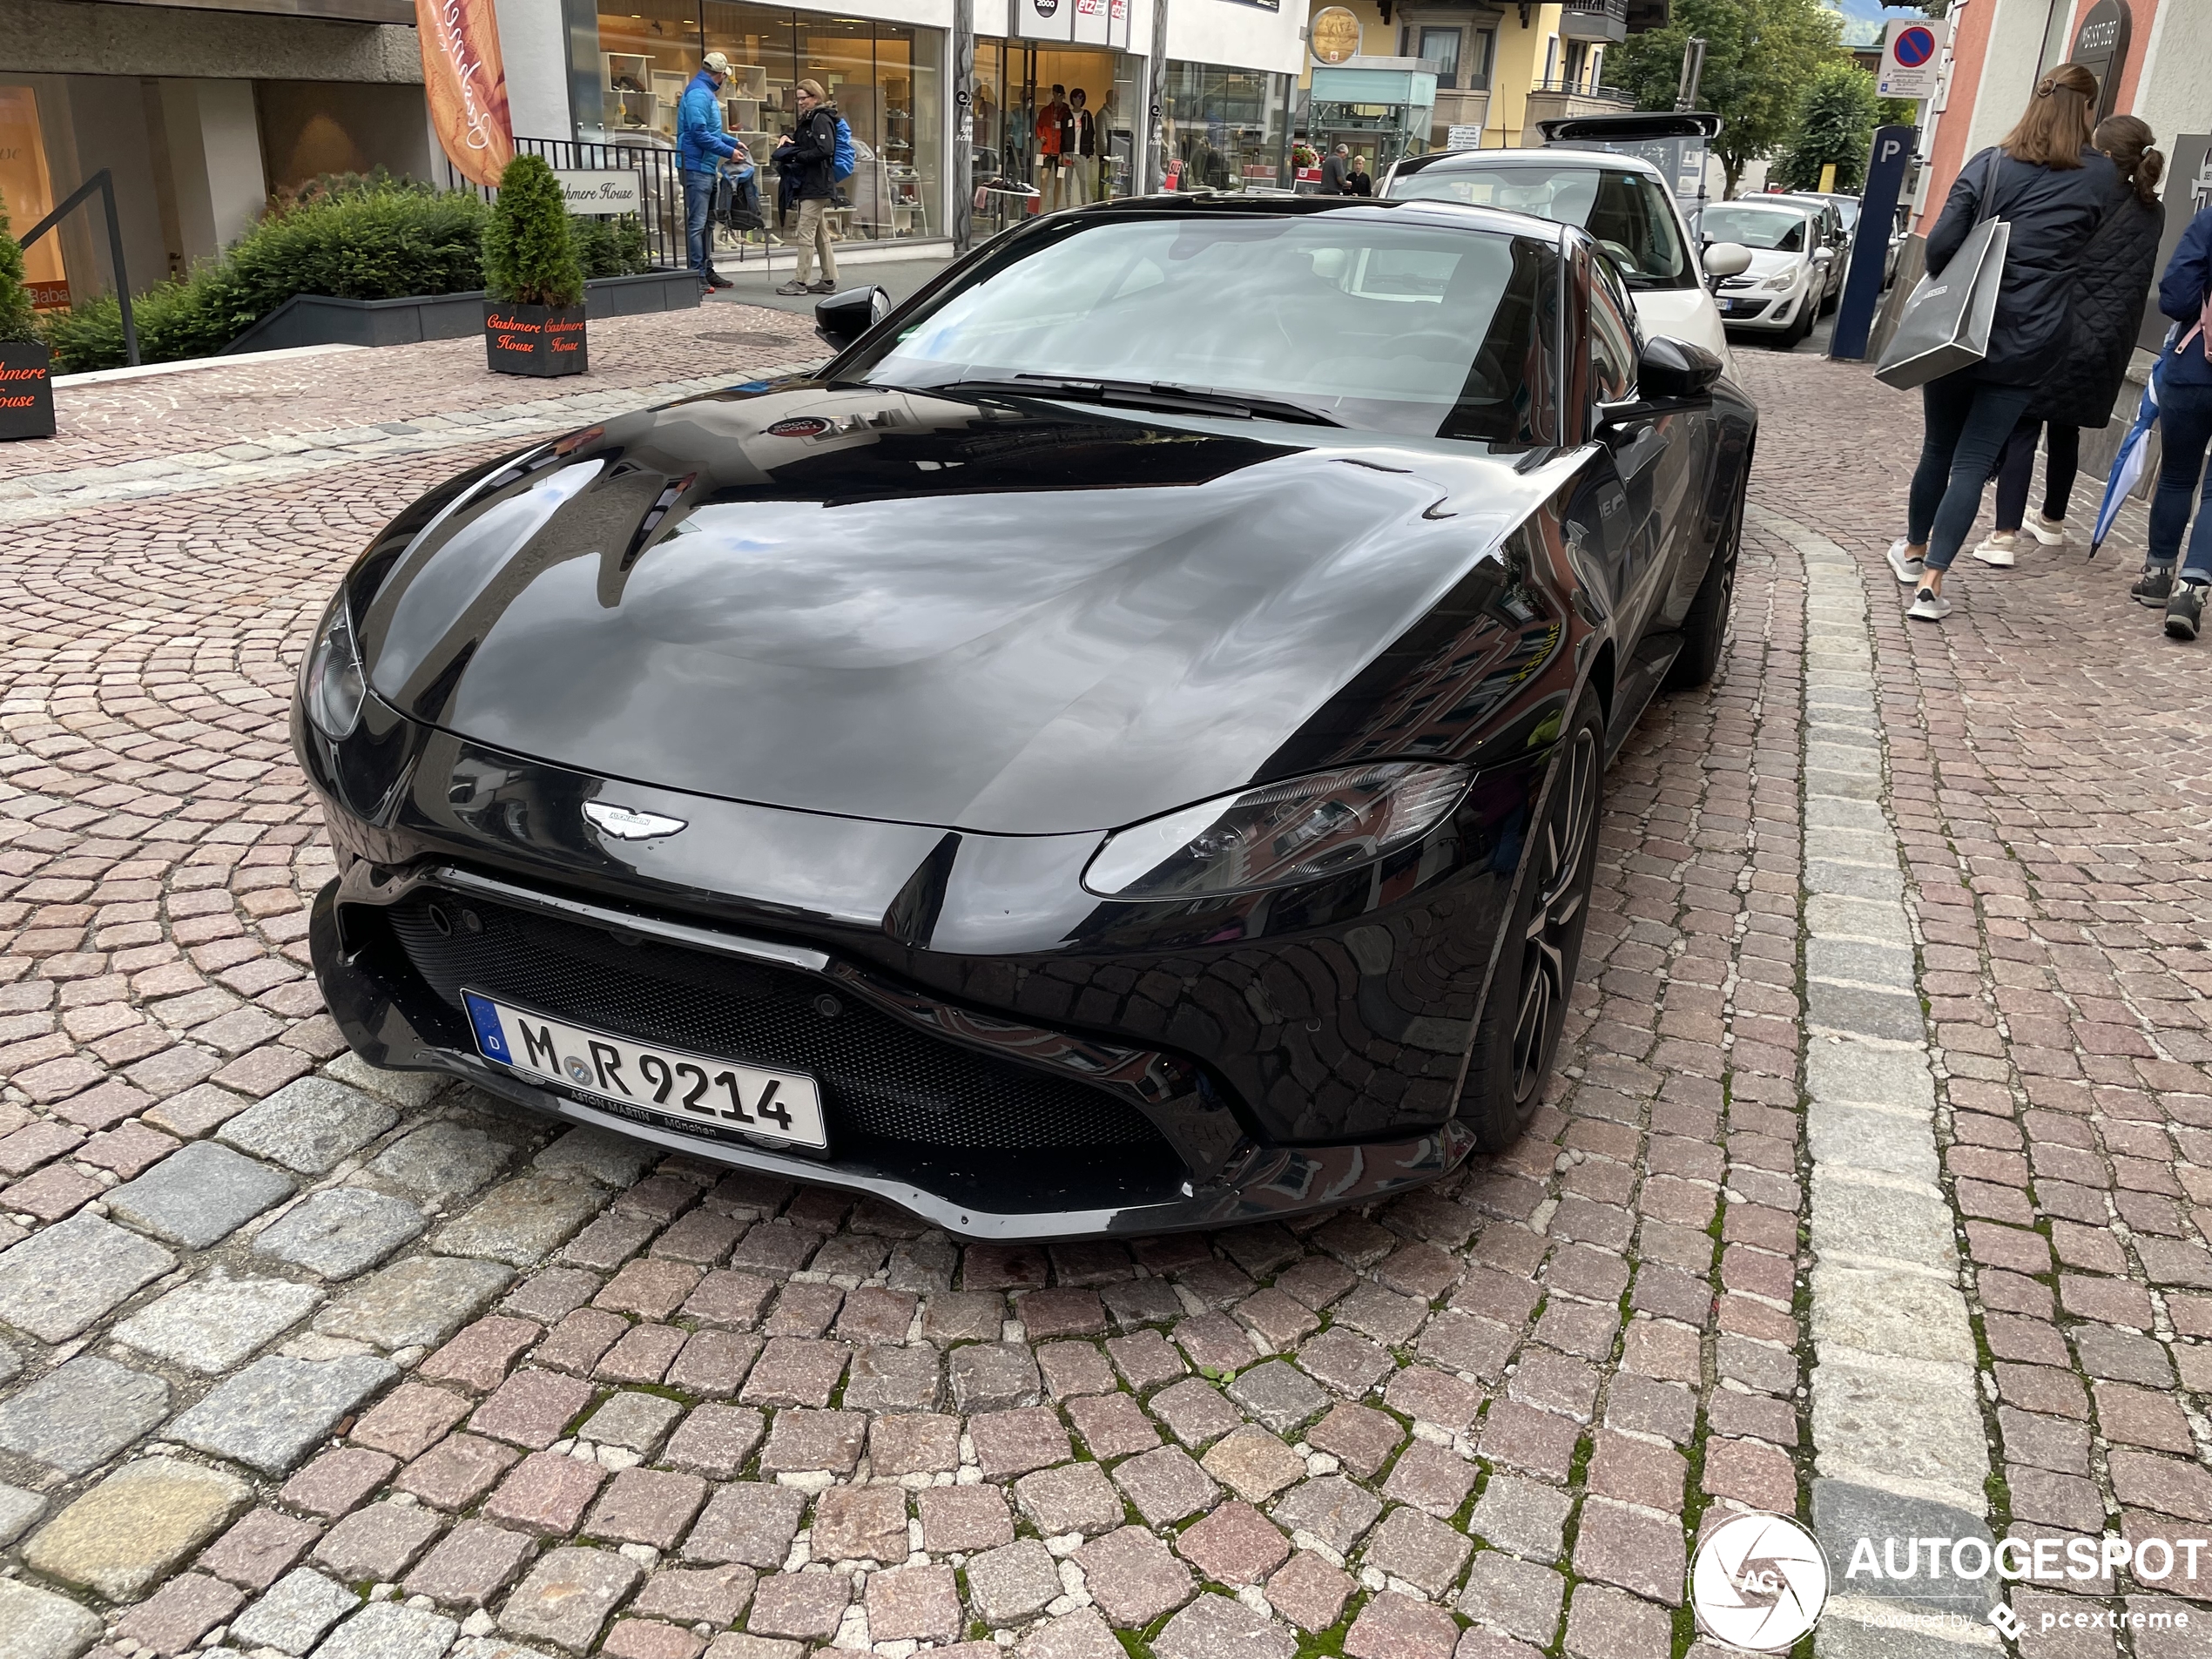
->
[483,302,588,377]
[0,341,56,441]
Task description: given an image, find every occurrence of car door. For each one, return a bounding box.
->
[1584,249,1685,651]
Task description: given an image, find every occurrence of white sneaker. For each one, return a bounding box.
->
[1885,539,1925,584]
[2027,511,2074,548]
[1907,584,1952,621]
[1972,531,2017,568]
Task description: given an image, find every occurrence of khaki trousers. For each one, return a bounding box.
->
[1069,155,1098,203]
[787,196,839,287]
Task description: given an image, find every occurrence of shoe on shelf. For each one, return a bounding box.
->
[2130,563,2175,606]
[2165,577,2207,641]
[1885,538,1925,584]
[809,280,839,293]
[2027,510,2074,547]
[1907,584,1952,622]
[775,280,812,295]
[1971,530,2018,568]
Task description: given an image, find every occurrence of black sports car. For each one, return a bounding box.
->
[297,195,1756,1238]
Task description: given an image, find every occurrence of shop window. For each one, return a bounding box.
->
[0,85,66,308]
[1161,62,1290,193]
[598,0,705,144]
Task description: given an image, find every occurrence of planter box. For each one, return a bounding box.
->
[219,269,700,358]
[0,341,56,441]
[485,301,588,377]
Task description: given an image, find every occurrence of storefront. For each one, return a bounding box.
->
[1160,59,1291,192]
[0,84,68,307]
[1305,58,1433,177]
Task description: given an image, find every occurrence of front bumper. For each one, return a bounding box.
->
[313,859,1475,1238]
[1716,289,1800,329]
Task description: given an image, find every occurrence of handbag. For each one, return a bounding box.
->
[1875,149,2011,389]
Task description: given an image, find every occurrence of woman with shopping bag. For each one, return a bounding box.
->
[1879,63,2115,623]
[2139,201,2212,638]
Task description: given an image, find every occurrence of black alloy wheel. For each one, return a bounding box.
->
[1460,690,1606,1150]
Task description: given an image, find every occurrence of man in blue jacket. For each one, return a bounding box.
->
[678,52,741,291]
[2148,202,2212,638]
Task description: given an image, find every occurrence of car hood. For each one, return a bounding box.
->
[1740,247,1805,280]
[359,382,1557,836]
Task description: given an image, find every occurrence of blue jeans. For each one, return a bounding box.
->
[1909,374,2034,571]
[2149,376,2212,577]
[684,169,718,280]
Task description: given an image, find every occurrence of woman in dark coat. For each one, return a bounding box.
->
[1886,63,2115,622]
[1972,116,2165,569]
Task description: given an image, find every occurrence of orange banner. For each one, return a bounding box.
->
[417,0,513,188]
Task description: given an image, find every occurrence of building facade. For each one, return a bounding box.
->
[0,0,1304,309]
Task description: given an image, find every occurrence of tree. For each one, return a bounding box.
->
[1604,0,1851,197]
[0,190,37,344]
[482,154,583,309]
[1776,61,1881,191]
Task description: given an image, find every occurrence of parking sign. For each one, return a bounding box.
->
[1878,17,1946,100]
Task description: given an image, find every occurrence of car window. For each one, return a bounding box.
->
[846,214,1561,444]
[1699,206,1807,253]
[1386,163,1693,291]
[1588,255,1638,405]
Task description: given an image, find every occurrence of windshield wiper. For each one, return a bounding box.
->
[926,374,1344,428]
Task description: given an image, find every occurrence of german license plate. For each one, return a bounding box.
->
[462,989,827,1149]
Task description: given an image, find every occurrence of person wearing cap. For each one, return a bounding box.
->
[773,78,841,295]
[678,52,742,291]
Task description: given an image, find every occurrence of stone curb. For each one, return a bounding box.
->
[1748,504,2001,1657]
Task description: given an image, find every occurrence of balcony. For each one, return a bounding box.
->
[1521,78,1635,127]
[1431,89,1491,146]
[1559,0,1629,43]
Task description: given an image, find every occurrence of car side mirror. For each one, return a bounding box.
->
[1702,241,1752,278]
[815,285,892,349]
[1637,335,1723,402]
[1811,246,1835,264]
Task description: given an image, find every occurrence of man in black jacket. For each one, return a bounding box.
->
[775,78,841,295]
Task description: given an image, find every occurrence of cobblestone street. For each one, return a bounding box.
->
[0,316,2204,1659]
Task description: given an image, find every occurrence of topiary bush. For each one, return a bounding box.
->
[0,190,37,344]
[482,154,583,308]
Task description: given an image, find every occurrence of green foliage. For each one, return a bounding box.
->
[0,189,37,344]
[1776,62,1883,192]
[38,177,489,372]
[572,213,651,280]
[482,154,583,308]
[1603,0,1851,195]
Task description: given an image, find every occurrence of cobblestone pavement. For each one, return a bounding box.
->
[0,332,2199,1659]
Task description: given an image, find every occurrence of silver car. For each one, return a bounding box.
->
[1699,199,1837,348]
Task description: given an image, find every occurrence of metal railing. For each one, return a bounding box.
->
[18,170,138,366]
[441,138,692,270]
[1530,76,1629,99]
[1561,0,1629,20]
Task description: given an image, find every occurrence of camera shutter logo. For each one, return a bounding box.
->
[1690,1511,1829,1651]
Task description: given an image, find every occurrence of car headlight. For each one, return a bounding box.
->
[1082,762,1471,900]
[1760,268,1799,293]
[300,596,368,741]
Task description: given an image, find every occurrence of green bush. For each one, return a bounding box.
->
[0,189,37,344]
[573,213,651,280]
[482,154,583,308]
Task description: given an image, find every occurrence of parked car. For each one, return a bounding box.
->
[295,195,1757,1238]
[1381,149,1752,371]
[1701,199,1837,347]
[1764,192,1852,309]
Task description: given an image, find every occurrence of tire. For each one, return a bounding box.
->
[1662,482,1744,693]
[1460,691,1605,1151]
[1778,300,1813,349]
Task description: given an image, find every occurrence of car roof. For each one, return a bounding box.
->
[1392,146,1667,183]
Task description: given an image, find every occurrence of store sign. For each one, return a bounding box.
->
[1446,125,1482,150]
[1016,0,1130,44]
[552,169,644,213]
[1311,6,1361,64]
[2071,0,2132,119]
[416,0,514,187]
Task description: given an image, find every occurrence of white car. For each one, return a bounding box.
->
[1697,199,1838,348]
[1380,148,1751,373]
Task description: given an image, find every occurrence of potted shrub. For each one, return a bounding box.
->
[482,154,587,378]
[0,190,55,440]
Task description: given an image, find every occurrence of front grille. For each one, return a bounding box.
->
[385,887,1166,1156]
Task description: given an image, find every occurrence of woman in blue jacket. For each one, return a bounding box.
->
[1885,64,2114,623]
[2145,200,2212,638]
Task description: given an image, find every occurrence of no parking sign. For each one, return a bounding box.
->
[1878,17,1947,100]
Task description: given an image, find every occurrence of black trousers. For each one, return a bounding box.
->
[1992,416,2081,530]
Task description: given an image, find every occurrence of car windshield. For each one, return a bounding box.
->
[1700,206,1808,253]
[1386,163,1693,291]
[843,212,1559,443]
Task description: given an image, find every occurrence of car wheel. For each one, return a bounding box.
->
[1779,299,1814,349]
[1662,481,1743,693]
[1460,691,1605,1151]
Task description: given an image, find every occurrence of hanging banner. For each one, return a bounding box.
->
[417,0,513,187]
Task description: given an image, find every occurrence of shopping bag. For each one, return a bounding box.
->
[1875,152,2009,389]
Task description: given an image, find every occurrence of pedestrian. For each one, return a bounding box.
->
[678,51,741,292]
[1885,63,2115,623]
[1346,153,1373,197]
[1319,143,1350,195]
[2142,195,2212,637]
[1068,89,1098,206]
[773,78,841,297]
[1973,116,2165,570]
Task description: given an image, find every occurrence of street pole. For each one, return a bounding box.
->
[953,0,974,253]
[1145,0,1170,193]
[1674,35,1705,111]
